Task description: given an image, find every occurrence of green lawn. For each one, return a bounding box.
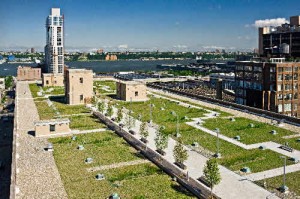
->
[34,101,57,120]
[120,96,208,135]
[50,132,195,199]
[53,101,90,115]
[256,171,300,196]
[29,84,65,97]
[94,80,116,95]
[178,123,295,173]
[43,86,65,95]
[69,115,106,130]
[202,117,295,145]
[29,83,41,98]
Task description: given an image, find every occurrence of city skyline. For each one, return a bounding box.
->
[0,0,299,52]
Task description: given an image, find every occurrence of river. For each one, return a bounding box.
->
[0,59,196,76]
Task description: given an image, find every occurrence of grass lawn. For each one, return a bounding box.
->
[29,84,65,97]
[94,80,116,95]
[150,91,233,117]
[50,132,195,199]
[53,101,90,115]
[29,83,41,98]
[69,114,106,130]
[285,137,300,151]
[179,124,295,173]
[202,117,295,145]
[43,86,65,95]
[120,96,208,135]
[256,171,300,196]
[34,101,57,120]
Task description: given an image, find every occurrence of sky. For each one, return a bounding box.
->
[0,0,299,52]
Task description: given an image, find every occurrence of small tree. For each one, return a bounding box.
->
[98,101,105,113]
[124,110,133,129]
[155,129,168,153]
[203,158,221,197]
[140,121,149,140]
[173,139,188,165]
[5,76,13,89]
[116,108,123,123]
[91,96,97,106]
[107,103,113,117]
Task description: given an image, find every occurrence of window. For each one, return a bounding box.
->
[46,80,49,85]
[80,94,83,101]
[135,91,138,96]
[80,77,83,83]
[50,124,55,132]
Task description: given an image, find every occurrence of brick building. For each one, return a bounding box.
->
[65,69,93,105]
[42,73,64,87]
[116,81,147,102]
[235,58,300,117]
[17,66,41,81]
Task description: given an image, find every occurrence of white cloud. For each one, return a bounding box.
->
[173,45,187,49]
[118,44,128,49]
[252,18,288,28]
[202,45,225,49]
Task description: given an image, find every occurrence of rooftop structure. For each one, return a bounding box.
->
[65,68,93,105]
[34,118,71,137]
[44,8,64,74]
[259,16,300,57]
[235,61,300,117]
[116,81,147,101]
[17,66,41,81]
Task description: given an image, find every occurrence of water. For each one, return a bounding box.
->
[0,59,195,76]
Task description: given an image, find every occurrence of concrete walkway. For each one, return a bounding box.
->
[14,81,68,199]
[246,163,300,181]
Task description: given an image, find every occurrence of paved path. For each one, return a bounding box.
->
[97,103,279,199]
[87,159,149,172]
[246,163,300,181]
[14,81,67,199]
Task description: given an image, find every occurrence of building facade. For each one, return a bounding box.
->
[235,59,300,117]
[34,118,70,137]
[116,81,147,101]
[17,66,41,81]
[44,8,64,74]
[42,73,64,87]
[259,16,300,58]
[65,69,93,105]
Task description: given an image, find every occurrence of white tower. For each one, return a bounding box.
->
[45,8,64,74]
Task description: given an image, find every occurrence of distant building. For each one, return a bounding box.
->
[31,48,35,54]
[34,118,71,137]
[42,73,64,87]
[44,8,64,74]
[105,54,117,61]
[97,49,104,54]
[259,16,300,57]
[17,66,41,81]
[235,59,300,117]
[65,69,93,105]
[0,78,5,90]
[209,72,235,90]
[116,81,147,102]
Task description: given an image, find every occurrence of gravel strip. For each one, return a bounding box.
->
[15,81,68,199]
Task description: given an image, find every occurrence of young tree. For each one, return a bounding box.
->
[140,121,149,141]
[124,110,133,129]
[173,139,188,165]
[116,108,123,123]
[98,101,105,113]
[91,96,97,106]
[106,103,113,117]
[5,76,13,89]
[203,158,221,197]
[154,129,168,154]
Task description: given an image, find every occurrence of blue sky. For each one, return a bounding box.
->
[0,0,299,52]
